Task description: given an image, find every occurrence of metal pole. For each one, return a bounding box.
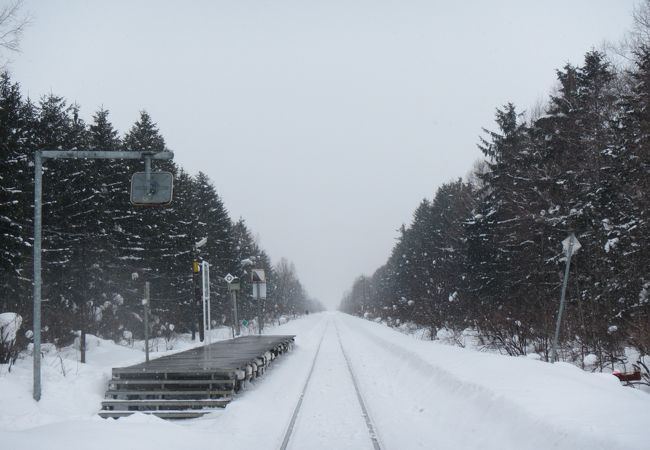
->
[232,290,240,337]
[144,282,150,363]
[207,303,211,344]
[257,283,262,335]
[201,261,210,344]
[33,151,43,401]
[551,240,575,363]
[195,268,203,342]
[206,282,211,345]
[230,290,235,339]
[196,285,203,341]
[206,263,210,341]
[30,148,174,401]
[191,260,198,341]
[202,281,207,342]
[39,150,174,160]
[144,155,152,196]
[80,235,88,364]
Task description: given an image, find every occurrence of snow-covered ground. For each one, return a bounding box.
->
[1,312,648,450]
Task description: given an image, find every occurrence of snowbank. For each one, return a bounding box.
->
[338,313,649,450]
[1,313,648,450]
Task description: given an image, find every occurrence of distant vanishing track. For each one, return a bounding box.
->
[278,318,383,450]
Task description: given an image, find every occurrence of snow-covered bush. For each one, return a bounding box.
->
[120,330,133,347]
[583,353,599,369]
[73,333,102,352]
[0,312,23,366]
[150,321,177,351]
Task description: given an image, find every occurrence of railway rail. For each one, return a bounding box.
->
[278,318,383,450]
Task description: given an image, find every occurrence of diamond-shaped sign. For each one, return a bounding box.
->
[562,233,582,255]
[224,273,236,284]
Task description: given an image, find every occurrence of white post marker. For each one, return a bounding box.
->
[251,269,267,335]
[225,273,240,337]
[202,261,211,345]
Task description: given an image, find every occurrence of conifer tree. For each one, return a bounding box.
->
[615,45,650,357]
[0,72,28,311]
[117,110,173,337]
[86,108,125,339]
[33,95,89,343]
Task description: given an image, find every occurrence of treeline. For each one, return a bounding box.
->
[0,71,322,351]
[341,47,650,369]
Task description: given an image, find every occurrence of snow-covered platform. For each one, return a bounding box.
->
[99,335,295,419]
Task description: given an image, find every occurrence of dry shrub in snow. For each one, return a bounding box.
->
[0,312,22,367]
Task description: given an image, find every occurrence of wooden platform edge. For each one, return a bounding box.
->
[99,335,295,419]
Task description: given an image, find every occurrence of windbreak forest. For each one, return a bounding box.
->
[0,74,321,357]
[341,48,650,371]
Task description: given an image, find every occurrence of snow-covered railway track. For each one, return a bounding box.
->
[334,321,382,450]
[278,326,326,450]
[278,318,383,450]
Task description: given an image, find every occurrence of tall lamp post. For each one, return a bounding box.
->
[550,232,581,363]
[32,149,173,401]
[192,237,207,341]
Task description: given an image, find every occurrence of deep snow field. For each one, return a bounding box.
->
[1,312,648,450]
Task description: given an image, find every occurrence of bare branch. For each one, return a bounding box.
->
[0,0,30,53]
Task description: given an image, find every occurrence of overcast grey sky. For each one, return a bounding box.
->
[11,0,637,307]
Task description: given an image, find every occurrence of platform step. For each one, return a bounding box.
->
[99,409,224,419]
[102,398,231,410]
[109,378,235,387]
[105,389,233,399]
[112,368,241,377]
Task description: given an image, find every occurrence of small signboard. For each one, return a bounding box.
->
[252,269,266,282]
[251,282,267,300]
[130,172,173,206]
[225,273,239,290]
